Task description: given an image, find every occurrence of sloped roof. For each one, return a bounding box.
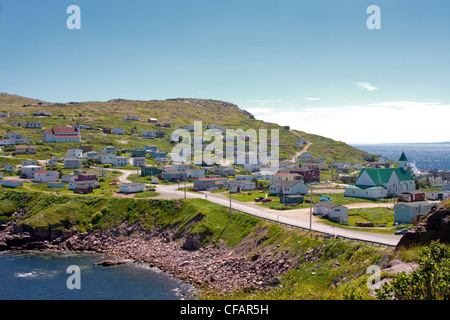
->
[399,152,408,161]
[357,167,414,183]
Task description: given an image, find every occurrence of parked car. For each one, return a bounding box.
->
[148,188,156,192]
[109,182,117,185]
[192,188,199,192]
[254,197,264,202]
[261,198,272,202]
[395,229,409,235]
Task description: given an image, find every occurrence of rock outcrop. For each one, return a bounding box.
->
[396,202,450,248]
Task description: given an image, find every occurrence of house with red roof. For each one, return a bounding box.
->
[43,126,81,143]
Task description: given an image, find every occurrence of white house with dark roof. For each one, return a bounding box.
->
[34,170,59,183]
[269,180,308,195]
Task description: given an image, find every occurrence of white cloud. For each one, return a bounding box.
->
[354,82,378,91]
[248,101,450,144]
[251,99,283,103]
[305,97,320,101]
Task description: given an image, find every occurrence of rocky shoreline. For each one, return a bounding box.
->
[0,221,296,296]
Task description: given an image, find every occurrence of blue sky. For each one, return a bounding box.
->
[0,0,449,143]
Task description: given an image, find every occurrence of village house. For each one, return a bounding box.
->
[235,175,255,181]
[12,121,42,129]
[112,156,128,167]
[112,128,125,135]
[145,145,158,153]
[186,169,205,179]
[269,180,308,196]
[289,167,320,183]
[162,170,185,182]
[147,118,158,123]
[193,178,226,191]
[394,201,434,225]
[1,180,23,188]
[21,165,44,179]
[69,180,99,191]
[141,165,162,177]
[93,153,116,164]
[100,146,117,154]
[74,185,94,194]
[119,182,146,194]
[123,116,139,121]
[280,194,304,205]
[43,127,81,143]
[64,157,81,169]
[314,202,348,224]
[9,111,27,117]
[142,131,155,139]
[214,166,236,177]
[398,191,426,202]
[294,138,308,148]
[270,172,302,183]
[14,145,37,155]
[228,180,256,193]
[344,153,415,200]
[34,170,59,183]
[426,191,450,201]
[130,157,146,167]
[85,168,108,178]
[21,159,37,167]
[67,149,84,158]
[32,110,52,117]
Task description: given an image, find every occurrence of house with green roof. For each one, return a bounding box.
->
[344,152,415,199]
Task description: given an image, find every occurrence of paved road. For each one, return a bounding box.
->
[151,183,401,247]
[97,168,401,246]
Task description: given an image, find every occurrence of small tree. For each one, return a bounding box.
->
[376,241,450,300]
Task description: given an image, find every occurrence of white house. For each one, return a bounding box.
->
[112,156,128,167]
[101,146,117,154]
[119,182,145,194]
[34,170,59,183]
[270,172,302,183]
[228,180,256,193]
[426,191,450,201]
[67,149,84,158]
[235,175,255,181]
[69,180,99,191]
[142,131,155,139]
[64,157,81,169]
[186,169,205,179]
[21,165,44,179]
[243,163,261,172]
[94,153,116,164]
[112,128,125,135]
[22,160,37,167]
[344,152,415,199]
[269,180,308,196]
[123,116,139,121]
[130,157,146,167]
[314,202,348,224]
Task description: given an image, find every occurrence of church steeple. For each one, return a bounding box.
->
[399,152,408,170]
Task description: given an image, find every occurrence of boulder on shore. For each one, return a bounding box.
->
[94,260,126,267]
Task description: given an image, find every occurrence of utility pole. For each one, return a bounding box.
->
[309,183,314,230]
[184,172,187,199]
[229,189,232,224]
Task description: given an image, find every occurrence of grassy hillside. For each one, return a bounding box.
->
[0,93,370,164]
[0,189,396,299]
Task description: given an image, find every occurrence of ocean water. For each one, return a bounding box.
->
[352,143,450,171]
[0,251,196,300]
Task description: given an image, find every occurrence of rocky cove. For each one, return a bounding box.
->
[0,221,299,296]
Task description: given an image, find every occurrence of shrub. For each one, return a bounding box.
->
[376,241,450,300]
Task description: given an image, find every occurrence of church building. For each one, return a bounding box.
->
[344,152,415,199]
